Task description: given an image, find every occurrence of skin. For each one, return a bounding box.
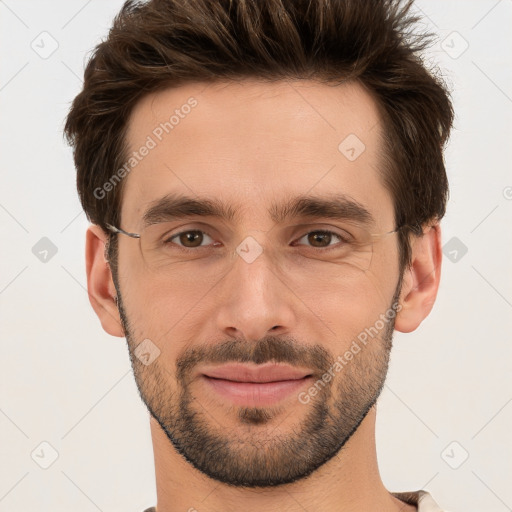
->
[85,79,442,512]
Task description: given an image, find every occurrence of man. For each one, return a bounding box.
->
[64,0,454,510]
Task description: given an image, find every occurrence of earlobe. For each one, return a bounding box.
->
[394,224,442,333]
[85,224,125,337]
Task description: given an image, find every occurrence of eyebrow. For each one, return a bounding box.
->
[141,192,375,228]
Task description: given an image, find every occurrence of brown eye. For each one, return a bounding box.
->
[307,231,333,247]
[296,230,344,249]
[170,230,213,248]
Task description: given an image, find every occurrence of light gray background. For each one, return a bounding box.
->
[1,1,511,511]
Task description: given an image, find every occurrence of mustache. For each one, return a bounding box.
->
[176,336,333,383]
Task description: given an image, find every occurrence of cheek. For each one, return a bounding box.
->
[309,275,394,347]
[118,265,215,358]
[301,242,399,344]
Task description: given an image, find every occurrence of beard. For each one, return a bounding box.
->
[114,274,401,488]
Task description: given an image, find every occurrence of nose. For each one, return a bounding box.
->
[214,240,298,342]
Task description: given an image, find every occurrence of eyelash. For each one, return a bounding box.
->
[166,228,350,253]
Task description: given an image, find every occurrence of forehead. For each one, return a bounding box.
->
[121,79,393,230]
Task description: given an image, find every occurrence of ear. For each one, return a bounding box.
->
[394,223,442,333]
[85,224,125,337]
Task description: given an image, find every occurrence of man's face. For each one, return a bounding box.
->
[114,79,402,487]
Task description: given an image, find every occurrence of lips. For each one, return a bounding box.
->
[201,362,313,383]
[200,363,314,407]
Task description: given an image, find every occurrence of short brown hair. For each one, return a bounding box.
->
[64,0,454,276]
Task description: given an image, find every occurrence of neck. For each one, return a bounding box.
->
[149,406,415,512]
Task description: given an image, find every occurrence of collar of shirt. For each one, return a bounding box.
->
[392,490,448,511]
